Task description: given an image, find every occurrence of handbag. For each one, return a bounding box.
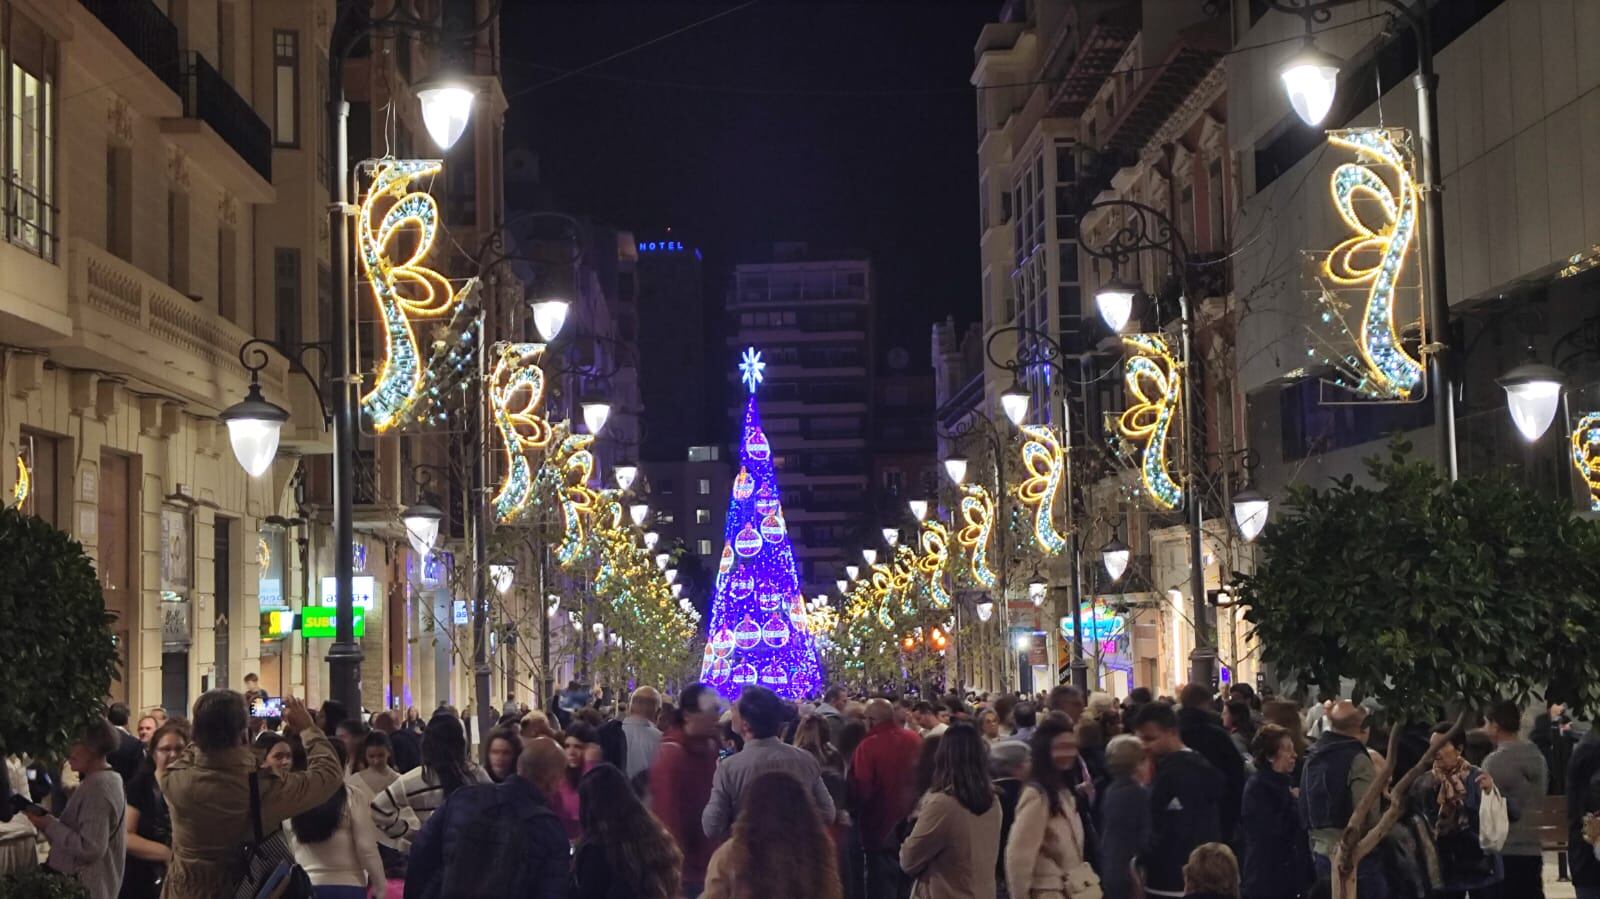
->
[233,771,313,899]
[1037,787,1103,899]
[1477,784,1508,852]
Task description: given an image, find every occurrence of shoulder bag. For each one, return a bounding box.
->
[233,771,313,899]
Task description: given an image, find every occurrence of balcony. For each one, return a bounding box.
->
[57,239,320,434]
[78,0,181,97]
[162,54,274,201]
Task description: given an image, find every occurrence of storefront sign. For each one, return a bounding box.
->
[261,609,294,639]
[161,599,191,647]
[319,575,377,611]
[300,606,366,639]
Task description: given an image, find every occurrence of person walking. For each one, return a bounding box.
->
[572,764,683,899]
[557,721,602,842]
[1133,702,1223,899]
[703,771,842,899]
[623,687,665,787]
[702,686,837,839]
[1482,700,1547,898]
[1238,724,1312,899]
[1177,685,1246,845]
[989,740,1029,899]
[370,713,490,850]
[351,731,399,798]
[106,703,147,786]
[483,726,523,784]
[371,712,421,775]
[286,781,386,898]
[24,718,128,899]
[1005,716,1100,899]
[405,738,571,899]
[1010,703,1038,745]
[1410,723,1503,898]
[897,723,1001,899]
[1098,734,1151,899]
[1183,842,1242,899]
[120,721,190,899]
[818,686,850,748]
[850,698,923,899]
[651,684,723,898]
[1300,700,1383,898]
[160,692,343,897]
[1570,724,1600,899]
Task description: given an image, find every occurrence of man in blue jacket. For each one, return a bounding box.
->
[1301,701,1384,899]
[407,737,570,898]
[1133,702,1222,898]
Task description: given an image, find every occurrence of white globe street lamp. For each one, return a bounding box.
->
[629,503,650,527]
[908,499,928,522]
[582,402,611,436]
[845,565,860,582]
[836,579,849,595]
[862,548,878,566]
[1279,40,1343,127]
[530,299,570,342]
[614,463,639,491]
[401,500,444,559]
[415,78,476,150]
[221,381,290,478]
[976,600,994,622]
[664,568,677,585]
[489,563,515,595]
[1497,362,1566,442]
[643,531,659,550]
[1094,278,1139,334]
[1001,377,1030,427]
[881,527,899,548]
[1028,581,1046,606]
[1232,488,1271,543]
[655,552,671,571]
[1101,536,1130,583]
[943,457,969,485]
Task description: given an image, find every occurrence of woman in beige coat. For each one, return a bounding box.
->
[899,723,1002,899]
[1005,717,1099,898]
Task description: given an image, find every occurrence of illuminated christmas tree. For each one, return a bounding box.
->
[700,347,824,699]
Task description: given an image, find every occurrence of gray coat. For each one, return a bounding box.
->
[1483,738,1548,857]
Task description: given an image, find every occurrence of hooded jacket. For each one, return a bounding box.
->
[649,727,721,885]
[1141,748,1222,895]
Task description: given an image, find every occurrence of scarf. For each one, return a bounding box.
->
[1431,753,1469,823]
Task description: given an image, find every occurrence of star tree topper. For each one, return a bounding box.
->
[739,347,766,393]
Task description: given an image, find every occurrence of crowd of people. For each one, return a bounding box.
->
[2,675,1599,899]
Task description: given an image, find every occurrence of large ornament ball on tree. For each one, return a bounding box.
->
[0,506,120,760]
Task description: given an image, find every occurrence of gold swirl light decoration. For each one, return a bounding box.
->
[552,433,599,568]
[357,159,471,432]
[1118,334,1183,510]
[916,520,952,609]
[956,483,997,588]
[490,343,553,524]
[1572,413,1600,512]
[1016,425,1067,554]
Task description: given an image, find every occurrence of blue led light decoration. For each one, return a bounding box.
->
[1114,334,1184,511]
[490,343,553,524]
[1015,425,1068,554]
[701,348,823,699]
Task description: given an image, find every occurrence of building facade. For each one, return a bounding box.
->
[726,243,873,598]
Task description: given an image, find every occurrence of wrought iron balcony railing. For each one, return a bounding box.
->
[78,0,182,97]
[179,53,272,182]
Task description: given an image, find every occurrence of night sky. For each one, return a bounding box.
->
[501,1,995,366]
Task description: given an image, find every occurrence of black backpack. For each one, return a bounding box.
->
[420,786,558,898]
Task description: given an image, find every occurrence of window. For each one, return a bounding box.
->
[978,175,989,231]
[274,248,301,348]
[657,511,676,525]
[105,147,130,260]
[697,539,713,556]
[1179,184,1195,249]
[166,190,188,292]
[697,478,711,495]
[1208,158,1226,249]
[17,430,61,527]
[218,227,236,322]
[695,509,710,525]
[273,31,299,146]
[5,21,51,259]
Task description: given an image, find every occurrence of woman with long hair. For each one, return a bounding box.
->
[703,771,841,899]
[369,713,489,848]
[1006,716,1100,899]
[121,720,190,899]
[483,726,522,784]
[571,764,683,899]
[898,723,1002,899]
[553,721,600,841]
[287,778,386,898]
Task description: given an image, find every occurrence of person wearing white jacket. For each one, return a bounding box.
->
[288,783,386,898]
[0,757,37,875]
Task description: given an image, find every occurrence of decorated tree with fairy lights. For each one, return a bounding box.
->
[700,348,824,699]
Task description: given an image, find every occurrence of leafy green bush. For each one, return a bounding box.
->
[0,506,120,759]
[0,867,91,898]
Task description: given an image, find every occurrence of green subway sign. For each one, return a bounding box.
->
[300,606,365,639]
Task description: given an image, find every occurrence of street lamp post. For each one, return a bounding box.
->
[1267,0,1456,479]
[982,325,1091,691]
[1078,198,1216,688]
[937,411,1013,692]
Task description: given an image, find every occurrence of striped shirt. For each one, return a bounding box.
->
[369,764,491,849]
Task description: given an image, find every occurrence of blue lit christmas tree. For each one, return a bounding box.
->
[700,347,824,700]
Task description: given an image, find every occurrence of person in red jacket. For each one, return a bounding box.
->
[651,683,724,897]
[850,698,923,899]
